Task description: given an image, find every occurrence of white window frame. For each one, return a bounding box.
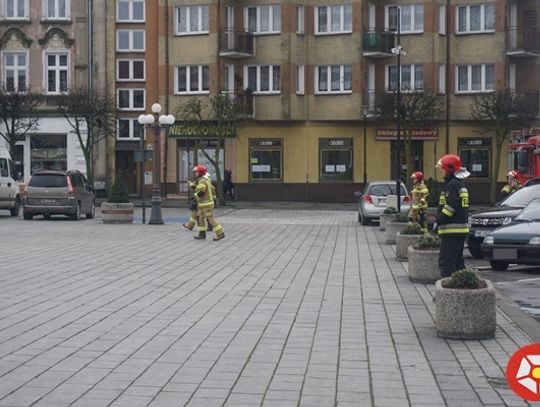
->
[117,88,146,111]
[439,64,446,94]
[116,30,146,52]
[296,5,305,35]
[315,5,353,35]
[43,0,70,20]
[385,64,424,92]
[2,50,28,92]
[456,4,496,34]
[116,59,146,82]
[43,51,70,95]
[174,65,210,95]
[385,4,424,34]
[244,5,281,35]
[5,0,28,19]
[243,65,281,94]
[175,5,210,35]
[455,64,495,94]
[296,65,305,95]
[315,65,352,94]
[116,0,145,23]
[439,5,446,35]
[117,118,145,140]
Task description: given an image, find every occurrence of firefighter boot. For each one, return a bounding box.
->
[194,231,206,240]
[182,223,194,230]
[213,232,225,241]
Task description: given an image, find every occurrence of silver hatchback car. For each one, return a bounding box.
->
[357,181,410,225]
[22,170,95,220]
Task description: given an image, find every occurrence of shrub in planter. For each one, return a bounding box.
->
[385,214,409,244]
[379,206,398,231]
[101,173,134,224]
[407,235,441,283]
[395,223,424,260]
[435,269,496,339]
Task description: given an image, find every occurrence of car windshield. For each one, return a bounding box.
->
[28,174,67,188]
[369,184,407,196]
[500,185,540,207]
[515,199,540,222]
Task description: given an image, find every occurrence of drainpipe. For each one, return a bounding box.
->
[88,0,94,183]
[164,0,170,195]
[445,0,450,155]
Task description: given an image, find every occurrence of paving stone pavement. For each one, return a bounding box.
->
[0,208,536,407]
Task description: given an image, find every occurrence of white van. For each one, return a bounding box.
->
[0,147,21,216]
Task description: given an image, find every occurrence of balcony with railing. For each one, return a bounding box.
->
[362,31,395,58]
[219,29,254,58]
[507,28,540,58]
[221,90,254,118]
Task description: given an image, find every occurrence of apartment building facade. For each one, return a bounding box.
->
[111,0,540,203]
[0,0,110,187]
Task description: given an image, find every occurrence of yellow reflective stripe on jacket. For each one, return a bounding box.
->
[459,188,469,208]
[442,204,455,217]
[437,223,469,235]
[439,192,446,205]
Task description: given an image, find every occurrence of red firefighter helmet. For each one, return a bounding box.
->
[436,154,462,175]
[410,171,424,183]
[193,164,207,176]
[507,170,518,179]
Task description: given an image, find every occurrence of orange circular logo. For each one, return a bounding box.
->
[506,343,540,401]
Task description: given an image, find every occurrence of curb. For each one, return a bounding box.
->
[496,290,540,343]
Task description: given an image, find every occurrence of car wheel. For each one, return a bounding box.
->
[71,203,81,221]
[9,196,20,217]
[467,241,484,259]
[490,261,509,271]
[86,201,95,219]
[23,212,33,220]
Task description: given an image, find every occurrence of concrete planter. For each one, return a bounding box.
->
[435,278,496,340]
[379,213,396,231]
[396,232,424,260]
[101,202,134,224]
[385,221,408,244]
[407,247,440,283]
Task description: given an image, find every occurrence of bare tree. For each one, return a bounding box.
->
[0,84,42,156]
[471,89,539,203]
[378,90,443,186]
[176,95,241,204]
[57,86,116,185]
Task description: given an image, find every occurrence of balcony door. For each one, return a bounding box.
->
[224,64,234,97]
[368,4,376,30]
[226,6,234,48]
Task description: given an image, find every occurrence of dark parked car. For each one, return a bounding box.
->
[23,170,95,220]
[467,184,540,258]
[481,199,540,271]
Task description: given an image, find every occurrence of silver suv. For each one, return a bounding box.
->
[23,170,95,220]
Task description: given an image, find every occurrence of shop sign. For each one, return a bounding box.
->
[458,138,492,147]
[319,138,353,148]
[168,120,236,138]
[249,139,282,148]
[376,129,439,141]
[176,139,224,149]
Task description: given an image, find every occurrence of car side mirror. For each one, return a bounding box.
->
[17,171,23,181]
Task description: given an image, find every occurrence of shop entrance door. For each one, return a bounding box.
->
[116,151,137,194]
[390,140,424,181]
[178,149,196,193]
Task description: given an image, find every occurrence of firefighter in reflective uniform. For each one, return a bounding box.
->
[501,170,521,197]
[192,165,225,241]
[434,154,470,278]
[408,171,429,231]
[182,168,201,231]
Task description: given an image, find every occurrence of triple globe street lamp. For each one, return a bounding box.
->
[138,103,175,225]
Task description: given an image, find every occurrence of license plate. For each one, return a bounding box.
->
[474,230,488,238]
[493,248,517,260]
[41,199,56,204]
[379,198,387,203]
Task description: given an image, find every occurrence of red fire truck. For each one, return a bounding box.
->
[507,133,540,185]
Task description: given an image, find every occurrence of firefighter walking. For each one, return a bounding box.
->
[408,171,429,232]
[434,154,470,278]
[191,165,225,241]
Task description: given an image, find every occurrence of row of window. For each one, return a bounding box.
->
[2,0,69,20]
[111,2,497,36]
[2,51,69,93]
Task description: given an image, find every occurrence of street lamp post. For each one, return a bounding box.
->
[361,105,368,186]
[138,103,175,225]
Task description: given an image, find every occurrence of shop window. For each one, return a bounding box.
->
[458,138,491,178]
[249,139,282,181]
[30,134,67,173]
[319,139,353,181]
